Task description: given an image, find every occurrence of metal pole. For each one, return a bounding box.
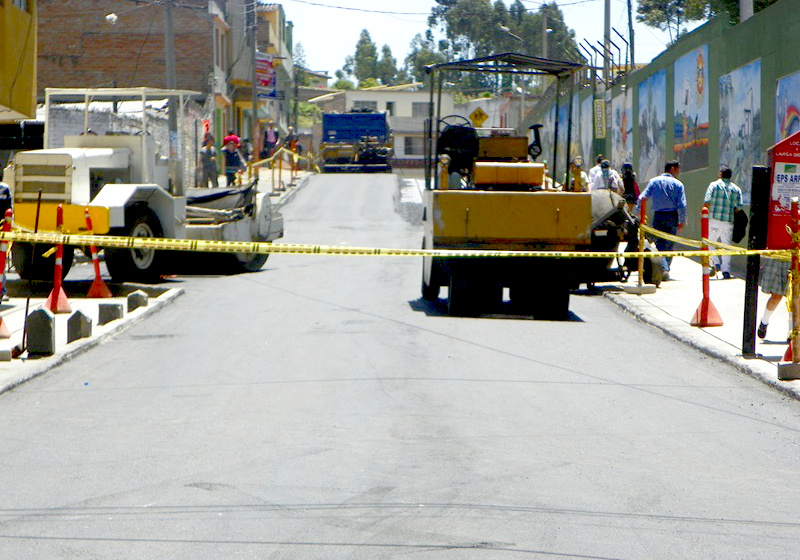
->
[604,0,611,83]
[251,0,259,167]
[165,0,179,193]
[542,12,548,58]
[627,0,635,67]
[743,165,770,356]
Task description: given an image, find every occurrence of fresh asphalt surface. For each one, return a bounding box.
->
[0,172,798,559]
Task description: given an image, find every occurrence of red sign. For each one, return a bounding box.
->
[255,52,276,91]
[767,130,800,249]
[202,119,210,134]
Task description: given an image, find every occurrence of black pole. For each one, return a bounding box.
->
[743,165,771,356]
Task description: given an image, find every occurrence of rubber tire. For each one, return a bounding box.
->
[231,252,269,273]
[421,238,442,301]
[105,205,164,283]
[533,287,570,321]
[12,242,74,282]
[447,274,476,317]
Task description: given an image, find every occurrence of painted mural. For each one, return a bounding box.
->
[775,69,800,142]
[720,59,761,203]
[673,45,709,171]
[638,69,667,183]
[581,94,593,163]
[569,92,581,162]
[611,93,633,168]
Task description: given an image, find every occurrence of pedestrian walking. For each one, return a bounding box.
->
[621,162,640,209]
[588,154,604,185]
[223,130,241,148]
[261,121,279,160]
[198,134,219,188]
[564,156,589,192]
[703,165,743,279]
[757,257,791,340]
[590,159,623,194]
[635,160,687,279]
[221,137,246,187]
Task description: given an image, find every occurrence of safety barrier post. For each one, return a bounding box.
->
[277,150,284,191]
[271,157,276,194]
[85,208,112,299]
[45,204,71,313]
[623,198,656,295]
[0,209,13,338]
[691,206,723,327]
[779,197,800,379]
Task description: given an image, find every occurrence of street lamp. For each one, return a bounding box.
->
[498,24,527,129]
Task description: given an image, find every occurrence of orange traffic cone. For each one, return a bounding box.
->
[85,209,112,298]
[45,204,71,314]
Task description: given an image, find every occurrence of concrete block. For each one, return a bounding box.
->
[127,290,149,313]
[0,347,12,361]
[98,303,124,326]
[27,308,55,356]
[67,310,92,343]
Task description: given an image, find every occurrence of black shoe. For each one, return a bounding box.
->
[757,322,768,339]
[722,272,732,279]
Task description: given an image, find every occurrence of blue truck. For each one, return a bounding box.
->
[320,111,393,172]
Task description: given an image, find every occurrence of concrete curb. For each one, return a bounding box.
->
[272,172,312,211]
[0,287,184,396]
[604,291,800,401]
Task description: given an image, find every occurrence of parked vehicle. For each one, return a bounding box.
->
[2,87,283,282]
[320,110,393,173]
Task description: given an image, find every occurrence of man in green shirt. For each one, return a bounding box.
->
[703,165,743,279]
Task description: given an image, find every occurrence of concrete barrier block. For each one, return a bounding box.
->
[67,310,93,343]
[0,347,12,361]
[98,303,124,326]
[127,290,149,313]
[27,308,55,356]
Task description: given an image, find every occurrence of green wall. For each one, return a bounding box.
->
[532,0,800,242]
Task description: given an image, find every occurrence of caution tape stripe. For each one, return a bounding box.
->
[0,230,794,260]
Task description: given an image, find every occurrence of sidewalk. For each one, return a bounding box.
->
[603,256,800,400]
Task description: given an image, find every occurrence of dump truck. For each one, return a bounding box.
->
[421,54,637,319]
[319,111,393,172]
[2,87,283,283]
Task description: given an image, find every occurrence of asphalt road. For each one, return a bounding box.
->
[1,172,799,559]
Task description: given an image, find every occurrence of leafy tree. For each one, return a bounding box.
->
[404,32,448,83]
[333,70,355,90]
[360,77,381,88]
[636,0,701,42]
[343,29,379,85]
[292,43,310,86]
[376,45,399,85]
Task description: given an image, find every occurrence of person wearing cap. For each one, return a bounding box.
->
[564,156,589,192]
[223,129,241,148]
[635,160,687,279]
[590,159,623,194]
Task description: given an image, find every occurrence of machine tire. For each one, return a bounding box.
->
[533,286,570,321]
[231,252,269,273]
[105,205,164,283]
[421,239,443,301]
[447,275,476,317]
[12,242,74,282]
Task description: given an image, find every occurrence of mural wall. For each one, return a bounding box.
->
[720,59,762,203]
[580,95,593,163]
[638,69,667,183]
[611,92,633,167]
[673,45,710,172]
[775,69,800,142]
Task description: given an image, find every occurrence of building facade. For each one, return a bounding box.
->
[0,0,37,120]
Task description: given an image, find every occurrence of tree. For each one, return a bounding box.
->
[376,45,399,86]
[293,43,310,87]
[636,0,699,43]
[404,32,447,83]
[342,29,379,85]
[333,70,355,90]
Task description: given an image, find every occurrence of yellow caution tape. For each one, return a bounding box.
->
[0,230,793,260]
[639,223,702,248]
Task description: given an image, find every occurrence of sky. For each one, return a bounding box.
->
[283,0,705,78]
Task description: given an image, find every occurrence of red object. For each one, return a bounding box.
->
[0,209,13,338]
[202,119,210,134]
[45,204,71,313]
[85,208,112,299]
[223,133,241,148]
[691,206,723,327]
[766,130,800,249]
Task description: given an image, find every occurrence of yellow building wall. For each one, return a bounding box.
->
[0,1,37,120]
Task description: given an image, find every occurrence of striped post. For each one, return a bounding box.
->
[45,204,71,313]
[691,206,723,327]
[85,208,112,299]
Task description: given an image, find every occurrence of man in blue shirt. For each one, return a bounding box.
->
[636,160,687,279]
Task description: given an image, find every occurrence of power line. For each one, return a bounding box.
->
[281,0,429,15]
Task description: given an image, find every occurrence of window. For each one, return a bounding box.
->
[353,100,377,111]
[404,136,424,156]
[385,102,394,116]
[412,102,431,118]
[13,0,28,10]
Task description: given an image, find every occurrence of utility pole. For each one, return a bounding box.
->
[542,12,548,58]
[250,0,259,153]
[604,0,611,83]
[627,0,635,68]
[164,0,181,194]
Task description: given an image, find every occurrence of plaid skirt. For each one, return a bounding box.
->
[760,257,790,295]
